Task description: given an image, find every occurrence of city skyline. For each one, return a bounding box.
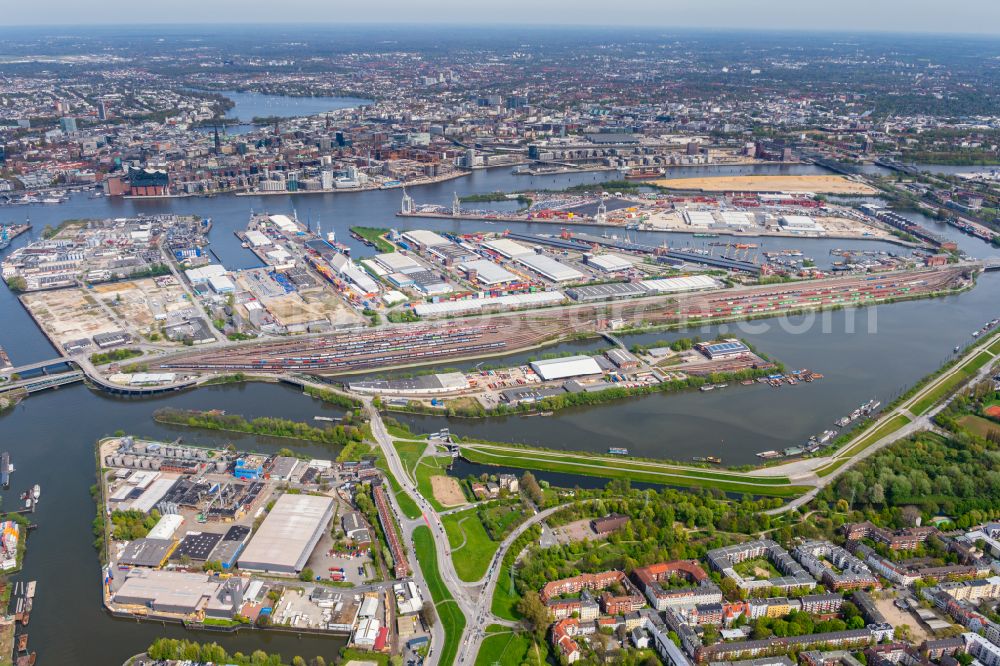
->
[5,0,1000,35]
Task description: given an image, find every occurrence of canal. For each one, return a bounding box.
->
[1,125,999,662]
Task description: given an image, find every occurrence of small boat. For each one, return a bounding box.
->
[706,456,722,464]
[608,447,629,455]
[700,385,715,392]
[1,452,9,488]
[23,499,30,510]
[31,485,39,501]
[756,450,781,459]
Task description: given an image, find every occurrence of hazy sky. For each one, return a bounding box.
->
[6,0,1000,34]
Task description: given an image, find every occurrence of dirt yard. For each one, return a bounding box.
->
[431,475,467,507]
[652,174,877,195]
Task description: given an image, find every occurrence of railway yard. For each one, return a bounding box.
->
[157,265,972,375]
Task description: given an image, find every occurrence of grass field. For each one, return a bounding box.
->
[413,526,466,666]
[911,351,995,416]
[394,440,426,482]
[414,454,455,512]
[442,508,501,582]
[958,414,1000,439]
[372,450,422,520]
[460,444,806,497]
[350,226,395,253]
[491,560,521,621]
[475,630,548,666]
[989,338,1000,356]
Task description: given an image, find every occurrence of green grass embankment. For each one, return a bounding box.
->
[413,526,466,666]
[459,444,806,497]
[442,508,500,582]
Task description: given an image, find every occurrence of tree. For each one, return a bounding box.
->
[299,568,315,582]
[516,591,551,640]
[5,276,26,293]
[292,657,307,666]
[421,600,437,627]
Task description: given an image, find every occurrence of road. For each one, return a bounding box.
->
[364,397,474,666]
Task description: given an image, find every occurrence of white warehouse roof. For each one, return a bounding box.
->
[719,212,754,228]
[238,494,335,574]
[185,264,227,284]
[245,230,272,247]
[414,290,564,317]
[530,355,603,381]
[780,215,822,230]
[586,253,633,272]
[269,214,298,232]
[459,259,518,285]
[374,252,422,273]
[515,254,584,282]
[482,238,533,258]
[146,513,185,541]
[402,229,450,247]
[640,274,720,293]
[684,210,717,226]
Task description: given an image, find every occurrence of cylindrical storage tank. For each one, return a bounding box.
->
[122,455,135,467]
[150,459,161,470]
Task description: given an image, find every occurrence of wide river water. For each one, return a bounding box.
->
[0,99,998,662]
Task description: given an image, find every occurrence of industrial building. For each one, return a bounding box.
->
[530,355,603,381]
[237,494,335,574]
[584,253,633,273]
[696,339,751,360]
[515,253,585,282]
[482,237,533,259]
[458,258,518,286]
[780,215,823,231]
[113,569,246,618]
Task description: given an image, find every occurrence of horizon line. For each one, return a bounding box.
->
[0,22,998,38]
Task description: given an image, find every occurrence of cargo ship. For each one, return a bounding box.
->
[1,452,10,488]
[608,447,629,455]
[0,345,11,371]
[693,456,723,464]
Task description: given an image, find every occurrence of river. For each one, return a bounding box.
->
[1,135,999,662]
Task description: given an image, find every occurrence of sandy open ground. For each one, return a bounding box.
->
[431,475,467,507]
[652,174,878,195]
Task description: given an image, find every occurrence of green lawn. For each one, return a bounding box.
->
[911,352,993,416]
[460,445,806,497]
[372,450,422,520]
[442,508,501,582]
[394,440,427,482]
[491,560,521,621]
[988,338,1000,356]
[475,631,548,666]
[414,454,455,512]
[413,526,466,666]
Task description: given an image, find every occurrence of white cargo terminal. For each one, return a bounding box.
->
[237,494,336,574]
[530,355,603,381]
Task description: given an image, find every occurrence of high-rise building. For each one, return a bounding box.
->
[60,117,77,134]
